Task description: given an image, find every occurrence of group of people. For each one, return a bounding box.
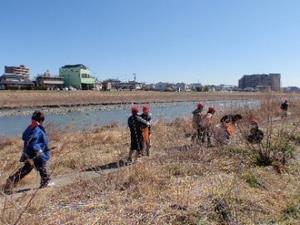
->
[3,106,153,194]
[192,103,216,146]
[191,99,289,146]
[3,99,289,194]
[191,103,262,146]
[191,103,246,146]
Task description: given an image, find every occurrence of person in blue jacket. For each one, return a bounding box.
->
[4,111,51,194]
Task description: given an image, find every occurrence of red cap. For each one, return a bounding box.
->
[208,107,215,114]
[131,105,139,114]
[250,119,258,125]
[197,102,204,110]
[143,105,150,113]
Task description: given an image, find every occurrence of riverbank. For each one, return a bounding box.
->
[1,106,300,224]
[0,90,291,110]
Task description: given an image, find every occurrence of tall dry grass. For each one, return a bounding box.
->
[0,94,300,225]
[0,90,292,108]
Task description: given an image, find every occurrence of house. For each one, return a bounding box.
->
[59,64,96,90]
[36,71,64,90]
[0,73,34,90]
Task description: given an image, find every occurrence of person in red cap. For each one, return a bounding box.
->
[247,119,264,144]
[191,102,205,143]
[4,111,51,194]
[140,105,152,156]
[127,105,150,161]
[199,107,216,146]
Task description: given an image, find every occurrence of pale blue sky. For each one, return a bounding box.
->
[1,0,300,86]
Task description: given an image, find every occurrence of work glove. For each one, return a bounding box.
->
[36,149,44,158]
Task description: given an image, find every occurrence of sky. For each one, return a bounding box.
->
[1,0,300,86]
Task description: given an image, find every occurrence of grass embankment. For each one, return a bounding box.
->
[0,90,293,109]
[0,100,300,224]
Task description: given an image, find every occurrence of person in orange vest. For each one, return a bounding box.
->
[199,107,216,146]
[191,102,205,144]
[220,114,242,137]
[214,114,243,145]
[140,105,152,156]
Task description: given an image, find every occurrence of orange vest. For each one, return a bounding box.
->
[143,127,150,143]
[224,123,237,136]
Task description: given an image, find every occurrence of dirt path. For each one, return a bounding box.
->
[0,159,132,206]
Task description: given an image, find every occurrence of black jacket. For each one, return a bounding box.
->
[280,102,288,111]
[128,115,149,151]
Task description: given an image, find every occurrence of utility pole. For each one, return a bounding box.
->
[133,73,136,82]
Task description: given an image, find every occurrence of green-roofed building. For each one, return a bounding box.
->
[59,64,96,90]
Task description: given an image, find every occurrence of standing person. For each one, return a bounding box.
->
[141,105,152,156]
[4,111,51,194]
[191,102,204,144]
[280,99,289,119]
[200,107,216,146]
[127,105,150,162]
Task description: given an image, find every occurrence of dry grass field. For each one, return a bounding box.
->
[0,90,293,109]
[0,97,300,225]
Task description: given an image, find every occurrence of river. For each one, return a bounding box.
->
[0,100,259,137]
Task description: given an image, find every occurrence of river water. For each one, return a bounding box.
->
[0,100,259,137]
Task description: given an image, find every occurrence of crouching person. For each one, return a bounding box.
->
[247,120,264,144]
[4,111,51,194]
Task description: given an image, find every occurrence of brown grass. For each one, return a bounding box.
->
[0,90,294,109]
[0,95,300,225]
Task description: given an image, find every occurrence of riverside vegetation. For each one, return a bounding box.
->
[0,97,299,225]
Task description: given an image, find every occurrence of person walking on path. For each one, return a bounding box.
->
[140,105,152,156]
[191,102,205,144]
[4,111,51,194]
[199,107,216,147]
[280,99,289,119]
[127,105,150,162]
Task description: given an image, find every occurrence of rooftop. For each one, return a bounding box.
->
[61,64,88,69]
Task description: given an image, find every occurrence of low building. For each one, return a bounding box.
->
[103,79,121,89]
[102,81,112,91]
[190,83,203,91]
[0,73,34,90]
[283,86,300,93]
[176,83,190,92]
[36,72,64,90]
[142,83,156,91]
[115,81,143,90]
[59,64,96,90]
[154,82,176,91]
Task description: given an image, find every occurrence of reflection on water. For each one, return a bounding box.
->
[0,100,259,137]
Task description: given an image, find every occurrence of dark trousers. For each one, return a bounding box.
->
[6,157,50,189]
[192,127,205,144]
[202,127,212,145]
